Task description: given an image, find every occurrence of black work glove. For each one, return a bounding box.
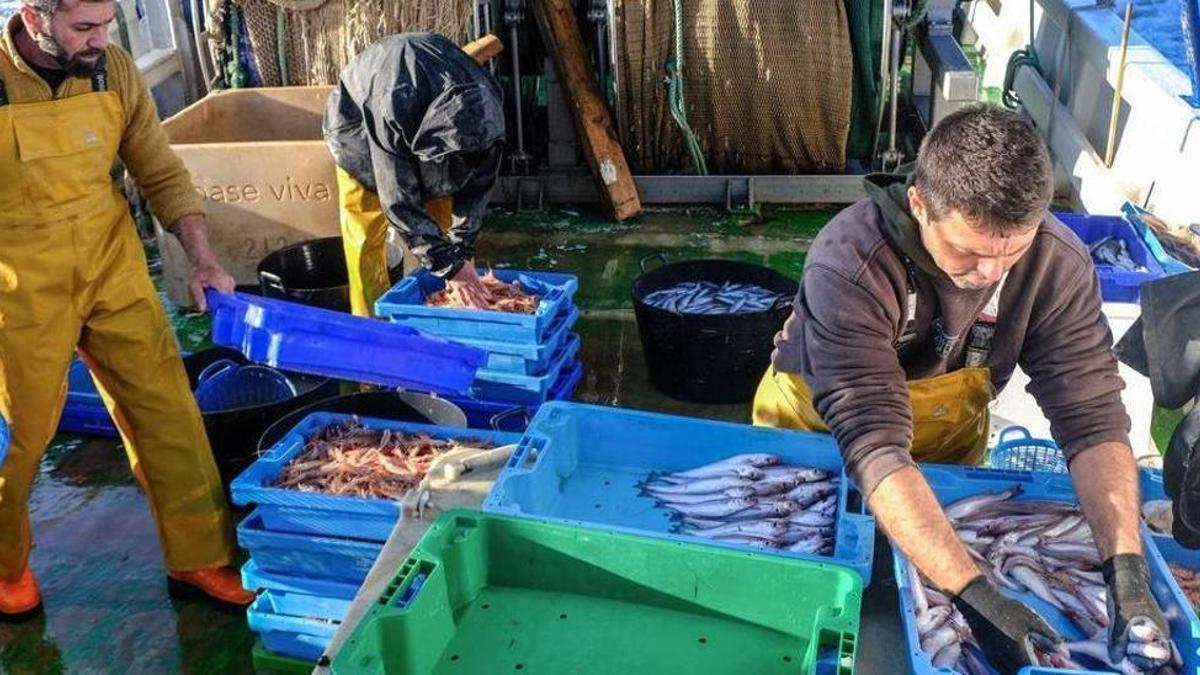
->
[952,576,1062,672]
[1103,553,1172,668]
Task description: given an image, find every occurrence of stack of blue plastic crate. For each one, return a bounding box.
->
[374,268,584,431]
[232,411,522,663]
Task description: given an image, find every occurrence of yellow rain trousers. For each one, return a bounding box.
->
[752,366,993,466]
[336,166,454,317]
[0,89,235,580]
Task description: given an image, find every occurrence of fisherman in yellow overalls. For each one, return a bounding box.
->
[753,106,1169,670]
[0,0,253,619]
[323,32,506,317]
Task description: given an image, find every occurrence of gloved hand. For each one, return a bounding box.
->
[952,575,1062,672]
[1104,553,1172,668]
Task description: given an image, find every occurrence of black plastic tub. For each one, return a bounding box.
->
[256,237,405,313]
[183,347,339,486]
[255,391,463,454]
[631,255,798,404]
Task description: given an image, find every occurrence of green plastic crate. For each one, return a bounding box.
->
[332,510,862,674]
[252,640,313,675]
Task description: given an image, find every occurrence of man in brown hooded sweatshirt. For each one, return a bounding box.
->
[754,105,1168,670]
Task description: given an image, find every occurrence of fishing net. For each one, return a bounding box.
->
[612,0,856,174]
[230,0,474,87]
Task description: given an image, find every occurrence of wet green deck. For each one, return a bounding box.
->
[2,206,866,674]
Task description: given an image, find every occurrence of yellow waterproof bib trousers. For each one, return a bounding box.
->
[0,81,234,580]
[336,167,455,317]
[752,366,993,466]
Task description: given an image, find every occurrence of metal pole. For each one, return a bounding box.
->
[1105,3,1133,168]
[882,28,905,171]
[505,0,532,174]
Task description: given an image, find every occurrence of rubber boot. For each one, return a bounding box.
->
[167,566,255,608]
[0,567,43,621]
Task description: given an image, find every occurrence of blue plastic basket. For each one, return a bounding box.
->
[443,360,584,432]
[483,401,877,583]
[240,559,360,601]
[231,413,522,541]
[248,589,345,662]
[987,426,1065,474]
[453,306,579,375]
[193,362,297,411]
[1054,212,1167,303]
[467,333,581,404]
[894,464,1200,674]
[374,268,579,343]
[207,290,486,396]
[237,510,382,583]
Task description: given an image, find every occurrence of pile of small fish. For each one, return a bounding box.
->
[274,419,494,500]
[638,454,838,554]
[642,281,786,315]
[425,271,540,314]
[909,485,1180,674]
[1168,565,1200,614]
[1090,236,1147,272]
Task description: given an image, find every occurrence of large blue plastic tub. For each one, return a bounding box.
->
[455,307,579,375]
[483,401,876,583]
[241,559,360,601]
[237,510,382,583]
[58,358,119,438]
[207,290,485,395]
[1055,212,1167,303]
[894,464,1200,674]
[248,589,345,662]
[444,361,583,432]
[374,268,579,343]
[231,413,522,541]
[467,333,581,404]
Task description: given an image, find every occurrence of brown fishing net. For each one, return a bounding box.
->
[613,0,855,174]
[232,0,473,87]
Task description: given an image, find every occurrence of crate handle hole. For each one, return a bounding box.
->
[482,603,491,610]
[782,656,792,663]
[514,664,524,671]
[559,613,567,619]
[698,637,708,644]
[450,655,459,662]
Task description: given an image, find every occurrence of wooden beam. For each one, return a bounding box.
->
[532,0,642,221]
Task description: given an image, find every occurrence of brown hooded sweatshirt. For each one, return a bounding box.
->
[771,170,1130,497]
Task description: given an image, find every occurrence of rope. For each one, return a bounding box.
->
[666,0,707,175]
[1002,0,1040,108]
[275,4,290,86]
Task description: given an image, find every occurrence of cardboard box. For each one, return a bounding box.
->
[159,86,339,306]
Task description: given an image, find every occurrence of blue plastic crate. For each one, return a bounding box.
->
[454,306,579,375]
[248,589,345,662]
[483,401,876,583]
[988,426,1065,474]
[444,361,583,432]
[231,413,522,541]
[207,290,485,395]
[241,559,360,602]
[237,510,382,583]
[374,268,579,343]
[467,333,581,405]
[894,464,1200,674]
[58,359,119,438]
[1055,212,1167,303]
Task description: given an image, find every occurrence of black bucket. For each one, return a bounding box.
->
[255,391,464,455]
[631,254,798,404]
[257,237,405,312]
[184,347,339,486]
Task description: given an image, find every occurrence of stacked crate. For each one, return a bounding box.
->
[231,412,521,664]
[375,268,583,431]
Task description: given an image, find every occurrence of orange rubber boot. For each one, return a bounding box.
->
[0,567,43,621]
[167,567,255,607]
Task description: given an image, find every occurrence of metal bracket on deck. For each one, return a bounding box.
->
[513,176,545,211]
[725,176,760,218]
